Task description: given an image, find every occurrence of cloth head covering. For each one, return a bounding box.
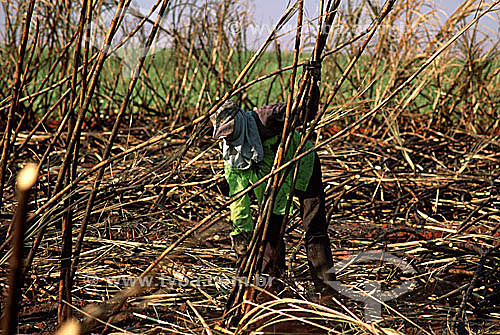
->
[211,100,264,170]
[211,100,240,140]
[223,110,264,170]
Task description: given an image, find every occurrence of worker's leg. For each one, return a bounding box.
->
[296,153,335,289]
[261,213,286,278]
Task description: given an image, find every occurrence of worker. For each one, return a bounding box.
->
[211,65,335,293]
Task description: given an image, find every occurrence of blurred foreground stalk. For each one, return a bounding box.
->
[1,163,39,335]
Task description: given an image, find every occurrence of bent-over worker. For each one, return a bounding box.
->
[211,68,335,293]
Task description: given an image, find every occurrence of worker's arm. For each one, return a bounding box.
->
[224,164,254,236]
[302,60,321,123]
[258,62,320,126]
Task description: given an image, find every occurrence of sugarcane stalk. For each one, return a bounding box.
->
[1,164,38,335]
[224,0,305,324]
[22,0,130,281]
[71,0,173,311]
[58,0,92,323]
[0,0,37,209]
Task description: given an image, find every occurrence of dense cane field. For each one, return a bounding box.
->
[1,0,500,334]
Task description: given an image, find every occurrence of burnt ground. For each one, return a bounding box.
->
[1,128,499,334]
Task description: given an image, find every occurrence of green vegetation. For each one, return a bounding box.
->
[1,0,500,333]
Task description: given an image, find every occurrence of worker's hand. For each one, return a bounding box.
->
[305,60,321,82]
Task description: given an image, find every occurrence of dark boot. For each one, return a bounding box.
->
[305,235,336,289]
[230,231,251,258]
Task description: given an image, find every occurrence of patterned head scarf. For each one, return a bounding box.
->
[210,100,264,170]
[211,100,240,139]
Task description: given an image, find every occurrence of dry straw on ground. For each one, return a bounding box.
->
[0,0,499,334]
